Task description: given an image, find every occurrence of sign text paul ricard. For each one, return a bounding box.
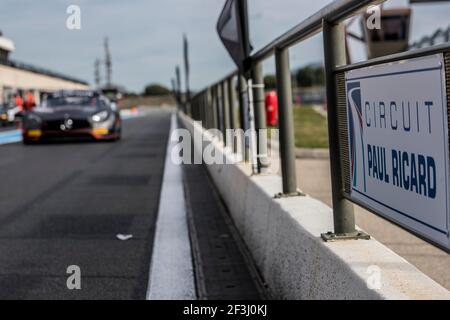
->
[345,54,450,250]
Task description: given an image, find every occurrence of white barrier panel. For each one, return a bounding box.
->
[345,54,450,251]
[179,112,450,300]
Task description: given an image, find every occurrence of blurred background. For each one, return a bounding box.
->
[1,0,448,133]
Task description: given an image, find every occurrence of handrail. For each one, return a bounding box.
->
[184,0,450,252]
[335,42,450,72]
[251,0,381,62]
[193,0,384,98]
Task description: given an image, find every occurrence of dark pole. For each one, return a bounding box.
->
[171,78,178,109]
[183,34,191,116]
[175,65,183,112]
[238,0,252,161]
[237,0,251,75]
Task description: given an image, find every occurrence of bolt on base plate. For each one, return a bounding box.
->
[321,230,370,242]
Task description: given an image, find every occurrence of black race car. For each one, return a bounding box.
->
[22,90,121,144]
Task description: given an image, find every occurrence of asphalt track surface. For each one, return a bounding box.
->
[0,110,264,300]
[0,111,171,299]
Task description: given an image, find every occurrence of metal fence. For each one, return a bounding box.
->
[183,0,450,250]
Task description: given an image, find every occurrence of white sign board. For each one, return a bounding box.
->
[345,54,450,250]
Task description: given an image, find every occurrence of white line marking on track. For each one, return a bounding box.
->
[146,112,196,300]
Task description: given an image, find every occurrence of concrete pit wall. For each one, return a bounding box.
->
[179,112,450,300]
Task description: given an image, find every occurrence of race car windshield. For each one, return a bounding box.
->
[43,96,99,108]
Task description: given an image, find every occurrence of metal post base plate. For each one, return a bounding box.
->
[321,230,370,242]
[274,190,305,199]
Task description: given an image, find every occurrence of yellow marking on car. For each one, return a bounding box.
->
[27,129,42,137]
[93,128,109,135]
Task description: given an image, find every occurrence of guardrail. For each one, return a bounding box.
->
[410,26,450,50]
[183,0,450,252]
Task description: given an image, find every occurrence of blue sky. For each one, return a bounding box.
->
[0,0,449,92]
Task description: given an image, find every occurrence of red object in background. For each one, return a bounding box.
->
[265,91,278,126]
[24,92,36,111]
[15,95,24,109]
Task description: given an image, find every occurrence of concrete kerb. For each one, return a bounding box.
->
[179,112,450,300]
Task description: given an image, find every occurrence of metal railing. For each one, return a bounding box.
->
[410,25,450,50]
[183,0,450,246]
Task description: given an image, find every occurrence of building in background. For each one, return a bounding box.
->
[0,31,89,107]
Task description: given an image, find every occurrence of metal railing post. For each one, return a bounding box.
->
[251,61,269,173]
[321,20,368,240]
[206,88,213,129]
[227,77,239,153]
[211,85,219,131]
[205,90,211,128]
[238,75,250,161]
[203,91,208,128]
[191,96,196,120]
[275,47,298,195]
[215,83,223,139]
[203,91,207,127]
[198,92,205,126]
[221,80,231,148]
[194,96,199,120]
[227,77,238,130]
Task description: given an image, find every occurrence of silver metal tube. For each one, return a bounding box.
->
[323,19,355,235]
[222,80,231,148]
[227,77,240,154]
[252,0,383,62]
[275,47,297,194]
[190,1,385,97]
[251,61,269,173]
[238,75,250,161]
[211,85,218,131]
[215,83,223,139]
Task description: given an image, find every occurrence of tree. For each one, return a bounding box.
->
[294,65,324,87]
[264,75,277,90]
[143,84,172,96]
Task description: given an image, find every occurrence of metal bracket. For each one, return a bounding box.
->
[274,190,305,199]
[321,230,370,242]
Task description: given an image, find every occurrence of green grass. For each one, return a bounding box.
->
[293,105,329,149]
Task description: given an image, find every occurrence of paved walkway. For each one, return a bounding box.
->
[295,156,450,290]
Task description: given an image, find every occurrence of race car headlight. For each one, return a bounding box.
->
[92,110,109,123]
